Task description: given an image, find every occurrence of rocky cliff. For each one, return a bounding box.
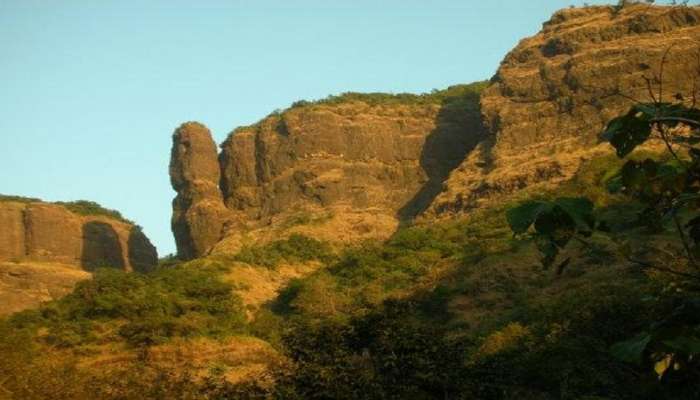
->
[0,198,157,271]
[430,4,700,214]
[170,122,232,260]
[0,197,158,315]
[171,85,486,258]
[171,4,700,259]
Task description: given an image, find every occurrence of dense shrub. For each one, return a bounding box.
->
[9,266,246,347]
[56,199,133,223]
[233,233,335,268]
[0,195,133,224]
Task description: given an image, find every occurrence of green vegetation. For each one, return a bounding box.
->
[290,81,488,109]
[55,200,133,224]
[0,193,41,203]
[508,99,700,390]
[0,195,134,224]
[233,233,335,268]
[7,265,246,348]
[1,147,696,397]
[5,81,700,397]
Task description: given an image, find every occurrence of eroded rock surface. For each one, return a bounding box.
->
[170,87,485,258]
[0,200,157,271]
[170,122,232,259]
[430,5,700,215]
[170,5,700,258]
[0,199,158,315]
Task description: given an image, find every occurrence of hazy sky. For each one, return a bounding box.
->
[1,0,615,256]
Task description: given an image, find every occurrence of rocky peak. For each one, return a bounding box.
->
[169,5,700,259]
[170,86,486,258]
[170,122,231,260]
[428,4,700,215]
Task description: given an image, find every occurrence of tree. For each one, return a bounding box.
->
[507,52,700,383]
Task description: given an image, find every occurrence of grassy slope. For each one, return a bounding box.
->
[0,128,692,397]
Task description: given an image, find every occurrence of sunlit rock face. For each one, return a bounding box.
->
[0,199,158,315]
[170,87,485,258]
[170,122,232,260]
[0,200,156,271]
[170,5,700,258]
[429,5,700,216]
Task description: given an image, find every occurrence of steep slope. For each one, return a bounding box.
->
[170,122,232,260]
[171,85,486,259]
[170,5,700,260]
[429,4,700,214]
[0,196,158,315]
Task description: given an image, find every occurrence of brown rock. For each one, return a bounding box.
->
[0,198,157,315]
[170,5,700,256]
[0,202,26,261]
[0,261,90,316]
[0,200,158,272]
[170,122,231,259]
[429,5,700,214]
[25,202,83,265]
[170,85,484,255]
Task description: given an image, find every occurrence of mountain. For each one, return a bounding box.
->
[170,4,700,260]
[4,4,700,399]
[170,83,486,259]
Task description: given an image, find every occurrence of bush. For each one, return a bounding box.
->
[233,234,335,268]
[9,266,246,348]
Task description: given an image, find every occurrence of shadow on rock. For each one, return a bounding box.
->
[398,88,486,222]
[128,226,158,273]
[81,221,125,271]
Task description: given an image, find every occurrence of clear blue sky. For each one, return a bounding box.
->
[1,0,614,256]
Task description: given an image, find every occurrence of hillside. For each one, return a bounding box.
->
[170,4,700,262]
[2,3,700,400]
[0,196,157,315]
[170,83,487,259]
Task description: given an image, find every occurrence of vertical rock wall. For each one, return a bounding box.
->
[0,201,157,272]
[170,122,231,260]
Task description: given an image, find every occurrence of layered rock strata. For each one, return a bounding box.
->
[0,200,157,271]
[0,199,158,315]
[170,87,484,258]
[170,5,700,259]
[430,5,700,214]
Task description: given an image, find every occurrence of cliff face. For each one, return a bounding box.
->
[0,199,158,315]
[430,5,700,214]
[171,86,485,259]
[0,200,157,272]
[170,122,232,260]
[170,5,700,259]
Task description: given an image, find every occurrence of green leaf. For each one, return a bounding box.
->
[535,237,559,269]
[506,201,549,235]
[611,332,652,364]
[601,106,653,157]
[620,160,652,192]
[554,197,595,232]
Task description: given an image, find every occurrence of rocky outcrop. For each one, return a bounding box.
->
[170,5,700,258]
[170,86,485,258]
[0,198,158,315]
[0,261,90,316]
[429,5,700,214]
[0,199,157,272]
[170,122,232,260]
